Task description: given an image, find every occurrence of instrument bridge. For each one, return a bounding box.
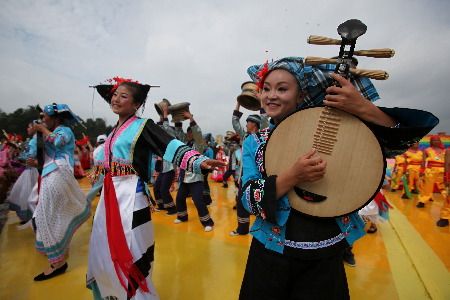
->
[313,107,340,155]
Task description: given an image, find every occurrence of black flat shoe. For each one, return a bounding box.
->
[436,219,449,227]
[34,263,68,281]
[367,227,378,234]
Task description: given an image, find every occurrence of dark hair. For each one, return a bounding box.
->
[45,113,67,128]
[120,82,148,106]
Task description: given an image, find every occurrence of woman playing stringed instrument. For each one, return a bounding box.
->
[238,56,438,299]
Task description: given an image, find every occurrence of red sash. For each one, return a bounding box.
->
[104,172,150,297]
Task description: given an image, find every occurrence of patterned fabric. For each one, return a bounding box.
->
[247,57,380,109]
[284,233,346,250]
[43,103,81,125]
[240,104,436,255]
[32,123,90,263]
[87,116,208,299]
[8,135,39,220]
[42,126,76,176]
[34,165,91,262]
[7,168,38,221]
[241,126,365,254]
[21,134,37,163]
[175,181,213,226]
[359,190,390,224]
[174,121,205,183]
[87,182,158,300]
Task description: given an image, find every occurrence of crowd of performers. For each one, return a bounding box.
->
[0,57,444,299]
[390,136,450,227]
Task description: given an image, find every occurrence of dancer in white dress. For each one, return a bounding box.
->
[7,122,38,222]
[87,78,225,299]
[31,103,91,281]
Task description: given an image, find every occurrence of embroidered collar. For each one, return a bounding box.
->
[104,115,138,171]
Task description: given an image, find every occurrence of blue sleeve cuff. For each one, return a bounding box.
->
[193,156,208,174]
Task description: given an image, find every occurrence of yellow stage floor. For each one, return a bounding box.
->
[1,177,449,299]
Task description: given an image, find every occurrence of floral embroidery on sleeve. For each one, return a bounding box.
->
[46,130,69,147]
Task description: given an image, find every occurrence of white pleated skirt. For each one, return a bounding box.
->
[8,167,38,220]
[34,165,91,262]
[87,175,158,300]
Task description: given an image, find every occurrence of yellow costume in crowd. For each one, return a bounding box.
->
[391,155,406,191]
[439,150,449,226]
[403,148,423,193]
[417,147,446,205]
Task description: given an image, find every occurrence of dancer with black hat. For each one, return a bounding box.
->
[87,78,225,299]
[28,103,91,281]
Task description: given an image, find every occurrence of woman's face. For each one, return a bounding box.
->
[42,112,55,130]
[260,69,304,124]
[246,120,258,133]
[27,123,36,135]
[430,137,441,147]
[110,85,140,117]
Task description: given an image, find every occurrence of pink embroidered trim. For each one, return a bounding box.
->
[104,115,138,171]
[180,150,197,170]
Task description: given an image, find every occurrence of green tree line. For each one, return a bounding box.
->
[0,106,114,142]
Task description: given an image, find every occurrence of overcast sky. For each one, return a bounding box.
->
[1,0,449,139]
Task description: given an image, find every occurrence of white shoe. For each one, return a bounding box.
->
[174,219,183,224]
[204,226,213,232]
[229,230,239,236]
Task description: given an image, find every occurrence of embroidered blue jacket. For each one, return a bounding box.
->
[42,126,75,177]
[241,107,438,255]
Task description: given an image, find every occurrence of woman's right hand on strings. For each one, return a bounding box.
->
[289,149,326,183]
[276,149,326,198]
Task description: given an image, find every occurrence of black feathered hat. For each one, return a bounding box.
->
[95,77,151,104]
